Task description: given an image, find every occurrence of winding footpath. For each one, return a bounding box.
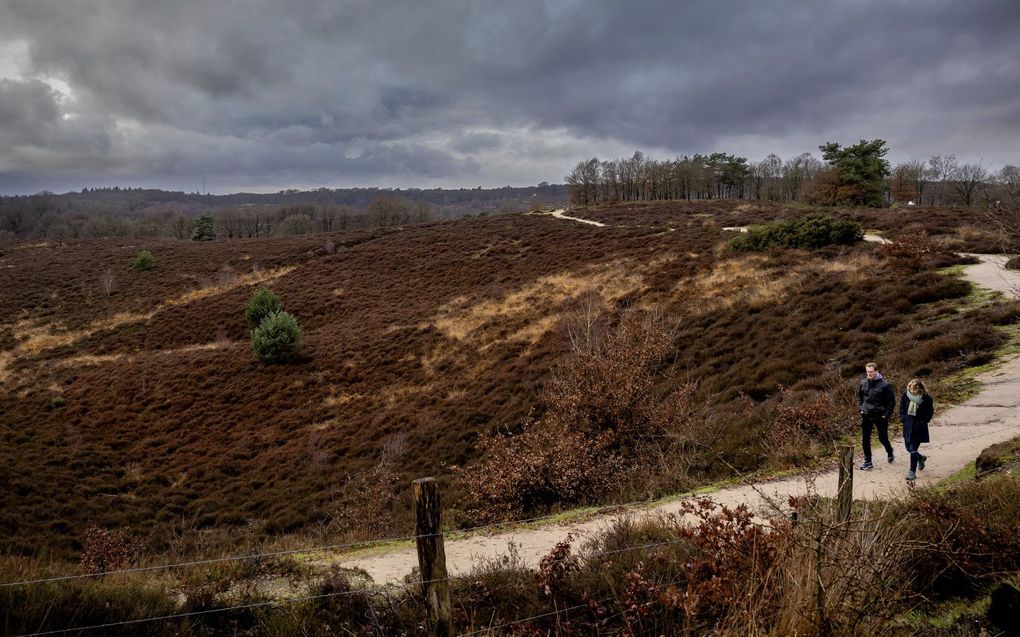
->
[337,214,1020,585]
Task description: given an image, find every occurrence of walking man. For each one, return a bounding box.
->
[858,362,896,470]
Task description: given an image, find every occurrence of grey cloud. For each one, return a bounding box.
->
[0,0,1017,193]
[0,78,59,143]
[451,132,503,154]
[0,78,114,163]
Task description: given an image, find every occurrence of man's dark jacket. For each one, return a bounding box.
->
[858,377,895,419]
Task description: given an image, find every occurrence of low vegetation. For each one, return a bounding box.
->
[4,451,1018,636]
[251,311,303,363]
[244,288,283,329]
[0,200,1017,598]
[729,214,863,251]
[132,249,156,271]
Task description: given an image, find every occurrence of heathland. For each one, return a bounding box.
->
[2,201,1018,555]
[2,200,1020,634]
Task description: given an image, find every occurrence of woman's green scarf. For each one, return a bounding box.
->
[906,390,923,416]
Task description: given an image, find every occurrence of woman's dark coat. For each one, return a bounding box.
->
[899,392,934,444]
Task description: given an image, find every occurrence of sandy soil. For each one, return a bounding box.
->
[549,208,607,227]
[335,223,1020,585]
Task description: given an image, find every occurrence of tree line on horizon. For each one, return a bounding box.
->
[0,183,568,242]
[566,140,1020,210]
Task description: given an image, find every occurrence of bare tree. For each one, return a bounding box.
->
[413,200,432,223]
[100,269,116,297]
[760,153,784,201]
[928,154,957,206]
[167,215,192,240]
[996,165,1020,205]
[953,161,988,207]
[890,159,929,205]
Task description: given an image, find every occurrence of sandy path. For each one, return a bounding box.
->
[549,208,606,227]
[336,237,1020,585]
[963,253,1020,296]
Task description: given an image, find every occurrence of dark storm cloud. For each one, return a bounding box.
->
[0,0,1017,194]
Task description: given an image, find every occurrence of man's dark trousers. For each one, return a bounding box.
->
[861,413,893,463]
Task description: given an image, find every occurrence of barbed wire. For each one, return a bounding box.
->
[11,535,707,636]
[0,488,699,589]
[5,420,1015,589]
[12,464,1017,636]
[454,599,607,637]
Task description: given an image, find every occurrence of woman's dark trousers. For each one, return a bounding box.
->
[905,441,922,471]
[861,413,893,463]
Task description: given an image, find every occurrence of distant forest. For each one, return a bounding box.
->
[0,183,568,241]
[566,144,1020,210]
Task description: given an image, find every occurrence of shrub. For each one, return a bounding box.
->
[244,288,283,329]
[251,311,302,363]
[79,526,134,575]
[457,312,708,519]
[191,214,216,241]
[730,215,863,252]
[132,249,155,271]
[882,234,956,273]
[1006,255,1020,270]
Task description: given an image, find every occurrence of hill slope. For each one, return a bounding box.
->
[0,201,1015,560]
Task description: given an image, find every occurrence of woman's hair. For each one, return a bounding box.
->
[907,378,927,395]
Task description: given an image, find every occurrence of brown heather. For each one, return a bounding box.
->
[0,202,1016,563]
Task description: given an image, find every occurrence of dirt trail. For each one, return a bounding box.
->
[549,208,606,227]
[337,226,1020,585]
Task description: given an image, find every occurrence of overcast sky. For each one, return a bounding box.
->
[0,0,1017,195]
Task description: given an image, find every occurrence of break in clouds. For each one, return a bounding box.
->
[0,0,1018,194]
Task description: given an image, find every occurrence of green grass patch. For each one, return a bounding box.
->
[940,322,1020,404]
[941,461,977,487]
[902,595,991,630]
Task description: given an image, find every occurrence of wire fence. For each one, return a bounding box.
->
[4,420,1014,591]
[13,535,703,636]
[5,421,1017,635]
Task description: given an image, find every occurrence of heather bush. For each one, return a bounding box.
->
[910,472,1020,597]
[882,234,957,273]
[457,311,708,519]
[79,526,135,575]
[730,214,863,251]
[764,388,856,467]
[244,287,283,329]
[251,311,302,363]
[132,249,155,271]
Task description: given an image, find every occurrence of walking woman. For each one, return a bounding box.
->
[900,379,934,481]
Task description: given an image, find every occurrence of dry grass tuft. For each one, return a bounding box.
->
[323,390,367,407]
[6,266,294,362]
[0,351,11,385]
[676,251,884,315]
[308,417,340,431]
[379,382,435,409]
[678,254,792,311]
[429,261,644,345]
[56,341,232,368]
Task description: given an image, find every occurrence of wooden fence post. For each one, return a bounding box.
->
[413,477,453,637]
[837,444,853,524]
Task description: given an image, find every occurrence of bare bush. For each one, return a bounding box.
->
[768,498,923,636]
[562,289,607,354]
[458,311,708,519]
[79,526,135,575]
[100,269,115,296]
[326,433,409,539]
[763,383,857,467]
